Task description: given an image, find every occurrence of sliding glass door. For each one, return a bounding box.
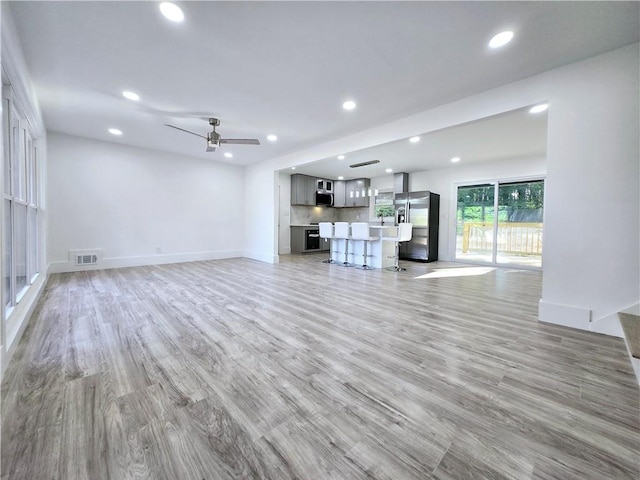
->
[456,179,544,268]
[495,181,544,266]
[456,184,495,263]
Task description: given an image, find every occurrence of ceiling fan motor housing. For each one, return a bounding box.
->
[207,131,221,148]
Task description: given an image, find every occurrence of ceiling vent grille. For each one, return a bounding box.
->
[349,160,380,168]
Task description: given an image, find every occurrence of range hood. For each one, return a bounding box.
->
[394,172,409,196]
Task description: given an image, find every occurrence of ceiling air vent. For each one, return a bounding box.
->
[349,160,380,168]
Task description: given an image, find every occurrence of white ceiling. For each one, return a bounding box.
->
[290,105,548,180]
[8,1,639,170]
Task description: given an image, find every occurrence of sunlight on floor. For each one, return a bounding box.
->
[414,266,495,279]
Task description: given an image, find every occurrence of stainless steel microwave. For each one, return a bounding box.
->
[315,192,334,206]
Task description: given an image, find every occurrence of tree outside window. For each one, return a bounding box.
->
[374,191,395,224]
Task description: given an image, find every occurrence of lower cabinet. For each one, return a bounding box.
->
[291,226,330,253]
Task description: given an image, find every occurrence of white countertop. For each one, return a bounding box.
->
[291,223,397,228]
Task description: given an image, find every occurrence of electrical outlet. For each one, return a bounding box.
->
[156,247,162,254]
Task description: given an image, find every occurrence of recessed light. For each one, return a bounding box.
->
[451,157,461,163]
[224,152,233,158]
[159,2,184,22]
[291,167,296,170]
[409,136,420,143]
[337,155,345,160]
[338,176,344,180]
[529,103,549,114]
[489,31,514,49]
[385,168,393,173]
[108,128,122,136]
[342,100,356,111]
[267,134,278,142]
[122,91,140,101]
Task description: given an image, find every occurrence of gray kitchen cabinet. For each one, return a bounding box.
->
[333,180,346,207]
[291,174,317,206]
[345,178,371,207]
[290,226,330,253]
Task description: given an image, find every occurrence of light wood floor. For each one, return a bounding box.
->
[1,256,638,479]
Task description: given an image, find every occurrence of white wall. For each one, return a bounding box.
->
[244,43,639,334]
[540,44,639,329]
[277,172,291,254]
[48,132,245,272]
[411,155,546,261]
[244,167,279,263]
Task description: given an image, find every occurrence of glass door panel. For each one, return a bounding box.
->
[456,184,495,263]
[496,180,544,267]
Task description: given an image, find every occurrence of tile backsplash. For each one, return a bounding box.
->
[290,206,338,225]
[337,207,371,223]
[290,206,372,225]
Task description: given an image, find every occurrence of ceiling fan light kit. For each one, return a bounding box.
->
[164,117,260,154]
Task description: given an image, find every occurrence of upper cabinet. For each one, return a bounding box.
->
[292,174,370,208]
[290,174,317,206]
[333,180,346,208]
[345,178,371,207]
[316,178,333,193]
[333,178,370,207]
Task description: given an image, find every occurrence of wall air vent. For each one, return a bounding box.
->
[76,254,98,265]
[349,160,380,168]
[69,249,103,266]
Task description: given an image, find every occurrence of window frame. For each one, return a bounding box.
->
[2,86,40,318]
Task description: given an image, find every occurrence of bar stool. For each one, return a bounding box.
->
[382,223,413,271]
[350,222,378,270]
[333,222,352,266]
[318,222,334,263]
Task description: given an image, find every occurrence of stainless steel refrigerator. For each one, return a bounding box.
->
[395,191,440,262]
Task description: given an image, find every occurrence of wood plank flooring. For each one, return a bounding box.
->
[1,256,638,479]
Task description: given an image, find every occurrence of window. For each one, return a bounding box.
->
[374,190,395,223]
[3,199,11,312]
[456,179,544,268]
[3,87,40,317]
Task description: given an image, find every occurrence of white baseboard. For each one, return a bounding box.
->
[279,247,292,255]
[242,250,279,264]
[630,356,640,385]
[48,250,243,274]
[621,303,640,315]
[589,302,640,338]
[590,312,624,338]
[538,299,591,331]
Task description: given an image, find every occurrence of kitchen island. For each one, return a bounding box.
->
[330,224,398,269]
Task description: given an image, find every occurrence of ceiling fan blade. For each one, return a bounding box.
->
[220,138,260,145]
[164,124,207,139]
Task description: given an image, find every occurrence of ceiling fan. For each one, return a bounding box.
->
[164,118,260,152]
